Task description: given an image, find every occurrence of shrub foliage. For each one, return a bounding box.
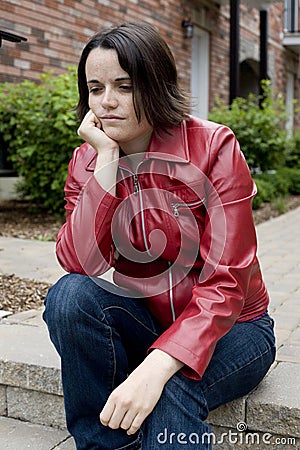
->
[252,167,300,209]
[0,67,81,214]
[209,81,294,172]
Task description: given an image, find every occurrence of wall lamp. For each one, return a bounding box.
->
[181,20,194,39]
[0,30,27,47]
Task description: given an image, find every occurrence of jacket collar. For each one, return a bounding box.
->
[85,120,190,171]
[144,120,190,164]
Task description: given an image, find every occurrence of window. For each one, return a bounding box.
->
[284,0,298,33]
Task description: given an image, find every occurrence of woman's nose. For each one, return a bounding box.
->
[101,87,118,109]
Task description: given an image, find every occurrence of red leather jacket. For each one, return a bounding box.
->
[56,116,269,379]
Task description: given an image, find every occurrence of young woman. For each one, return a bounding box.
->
[44,22,276,450]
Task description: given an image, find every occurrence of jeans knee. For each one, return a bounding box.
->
[44,273,99,327]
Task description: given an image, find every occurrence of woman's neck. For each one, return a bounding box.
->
[120,129,153,156]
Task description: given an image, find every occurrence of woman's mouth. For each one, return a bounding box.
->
[101,115,125,122]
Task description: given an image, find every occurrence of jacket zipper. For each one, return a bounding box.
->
[119,165,176,321]
[171,199,204,217]
[119,165,151,256]
[168,261,176,322]
[133,174,139,195]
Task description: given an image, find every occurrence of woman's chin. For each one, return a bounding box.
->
[101,127,123,144]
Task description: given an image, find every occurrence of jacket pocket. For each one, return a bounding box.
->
[171,199,205,217]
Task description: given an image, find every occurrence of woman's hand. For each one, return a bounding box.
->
[99,350,183,435]
[78,110,119,193]
[77,109,119,153]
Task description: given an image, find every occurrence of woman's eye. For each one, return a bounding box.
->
[89,87,102,94]
[119,85,132,91]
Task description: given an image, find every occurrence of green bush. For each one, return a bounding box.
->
[252,178,276,209]
[287,129,300,168]
[277,167,300,194]
[209,81,293,171]
[252,167,300,209]
[254,171,290,197]
[0,67,81,214]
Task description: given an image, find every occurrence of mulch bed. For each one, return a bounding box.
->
[0,274,50,314]
[1,197,300,314]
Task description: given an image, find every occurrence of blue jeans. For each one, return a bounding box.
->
[43,273,276,450]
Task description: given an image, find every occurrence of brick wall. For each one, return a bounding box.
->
[0,0,190,86]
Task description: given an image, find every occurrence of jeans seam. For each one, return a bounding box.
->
[102,306,160,336]
[108,325,117,391]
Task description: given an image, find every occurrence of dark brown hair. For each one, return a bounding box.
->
[76,22,190,132]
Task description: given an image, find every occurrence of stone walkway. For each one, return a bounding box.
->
[255,207,300,359]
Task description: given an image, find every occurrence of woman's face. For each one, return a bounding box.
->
[85,47,152,153]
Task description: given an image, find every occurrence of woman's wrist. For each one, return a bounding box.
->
[94,150,119,195]
[143,349,184,383]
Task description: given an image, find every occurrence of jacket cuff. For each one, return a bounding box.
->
[148,338,205,380]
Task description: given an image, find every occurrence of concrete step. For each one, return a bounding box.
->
[0,309,67,430]
[0,416,75,450]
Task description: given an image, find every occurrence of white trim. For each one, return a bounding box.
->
[286,72,294,132]
[191,27,210,119]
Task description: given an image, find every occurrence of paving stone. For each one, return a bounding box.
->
[268,292,287,309]
[0,361,27,388]
[0,237,65,283]
[247,362,300,437]
[274,328,291,347]
[2,309,45,326]
[0,323,60,368]
[274,310,300,320]
[288,326,300,345]
[272,313,300,331]
[276,344,300,363]
[7,386,66,429]
[27,364,62,395]
[0,311,12,320]
[0,359,62,396]
[0,385,6,416]
[279,299,300,314]
[207,397,246,428]
[53,437,76,450]
[0,416,74,450]
[263,274,284,285]
[269,280,300,294]
[0,359,63,395]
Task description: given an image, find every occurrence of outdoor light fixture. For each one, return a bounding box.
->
[0,30,27,47]
[182,20,194,39]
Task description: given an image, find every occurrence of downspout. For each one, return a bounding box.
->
[229,0,240,104]
[259,8,269,105]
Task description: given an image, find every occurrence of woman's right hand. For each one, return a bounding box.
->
[78,110,119,194]
[77,109,119,154]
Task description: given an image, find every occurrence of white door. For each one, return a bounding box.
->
[191,27,210,119]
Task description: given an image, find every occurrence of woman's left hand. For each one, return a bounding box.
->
[99,349,183,435]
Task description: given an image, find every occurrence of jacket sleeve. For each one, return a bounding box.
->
[149,125,259,379]
[56,145,122,275]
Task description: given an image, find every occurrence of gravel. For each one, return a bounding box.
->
[0,273,50,314]
[1,197,300,314]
